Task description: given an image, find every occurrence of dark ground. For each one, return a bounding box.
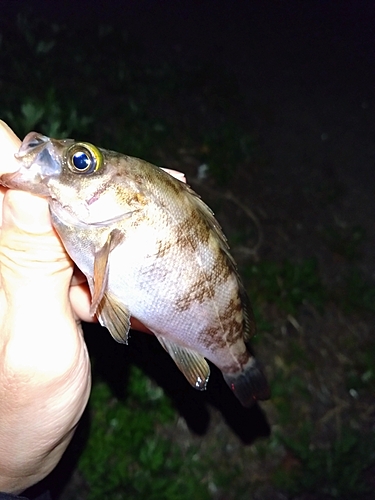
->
[3,1,375,498]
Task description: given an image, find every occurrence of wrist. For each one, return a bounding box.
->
[0,327,90,494]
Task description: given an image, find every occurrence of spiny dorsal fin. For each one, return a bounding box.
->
[238,280,257,341]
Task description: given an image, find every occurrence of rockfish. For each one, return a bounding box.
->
[1,132,270,406]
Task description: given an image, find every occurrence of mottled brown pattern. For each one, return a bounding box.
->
[221,297,242,322]
[174,242,234,314]
[128,216,144,229]
[174,271,208,311]
[113,184,147,208]
[201,326,228,349]
[199,296,244,353]
[225,316,243,344]
[173,208,210,252]
[157,170,183,195]
[155,238,174,259]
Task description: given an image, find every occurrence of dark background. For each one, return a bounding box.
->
[2,0,374,188]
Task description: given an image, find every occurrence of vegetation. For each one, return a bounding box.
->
[78,370,211,500]
[1,12,375,500]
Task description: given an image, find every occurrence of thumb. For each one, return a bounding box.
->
[0,189,78,367]
[0,188,82,381]
[0,120,72,288]
[0,124,81,379]
[0,189,74,290]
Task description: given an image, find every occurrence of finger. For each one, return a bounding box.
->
[2,189,55,235]
[0,122,22,225]
[130,317,152,334]
[70,280,152,334]
[0,190,73,310]
[161,168,187,183]
[0,121,21,174]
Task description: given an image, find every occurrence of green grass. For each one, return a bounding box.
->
[245,258,326,315]
[79,367,210,500]
[245,256,375,499]
[272,427,375,499]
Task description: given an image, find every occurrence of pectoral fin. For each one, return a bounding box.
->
[97,291,131,344]
[156,336,210,390]
[90,229,124,316]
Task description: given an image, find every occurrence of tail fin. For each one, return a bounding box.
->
[223,357,270,407]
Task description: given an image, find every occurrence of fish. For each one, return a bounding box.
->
[1,131,270,407]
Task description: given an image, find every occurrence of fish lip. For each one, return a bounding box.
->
[16,132,66,182]
[0,167,52,196]
[15,132,74,160]
[0,132,49,187]
[15,131,50,159]
[0,169,23,188]
[0,133,65,193]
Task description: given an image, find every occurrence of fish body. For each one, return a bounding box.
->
[1,132,269,406]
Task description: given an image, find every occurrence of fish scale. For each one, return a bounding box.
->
[0,131,270,406]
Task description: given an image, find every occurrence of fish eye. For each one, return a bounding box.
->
[72,151,91,171]
[67,143,103,174]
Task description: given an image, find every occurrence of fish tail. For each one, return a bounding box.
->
[223,357,270,407]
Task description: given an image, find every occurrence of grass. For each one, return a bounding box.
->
[272,427,375,498]
[245,258,326,316]
[78,368,211,500]
[2,11,375,500]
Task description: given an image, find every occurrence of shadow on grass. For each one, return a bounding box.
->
[86,322,270,443]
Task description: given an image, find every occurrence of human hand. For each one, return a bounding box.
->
[0,122,93,494]
[0,123,184,494]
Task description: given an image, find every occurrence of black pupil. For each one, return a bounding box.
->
[72,151,91,171]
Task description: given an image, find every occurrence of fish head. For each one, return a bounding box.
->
[1,132,144,226]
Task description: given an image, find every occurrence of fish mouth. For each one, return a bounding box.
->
[0,132,73,193]
[0,170,23,188]
[14,132,70,178]
[0,132,50,188]
[0,167,52,195]
[15,131,51,159]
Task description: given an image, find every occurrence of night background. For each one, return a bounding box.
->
[1,1,375,498]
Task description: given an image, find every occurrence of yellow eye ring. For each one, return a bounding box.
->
[66,142,103,174]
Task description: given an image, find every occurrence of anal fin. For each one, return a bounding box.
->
[97,291,131,344]
[156,336,210,390]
